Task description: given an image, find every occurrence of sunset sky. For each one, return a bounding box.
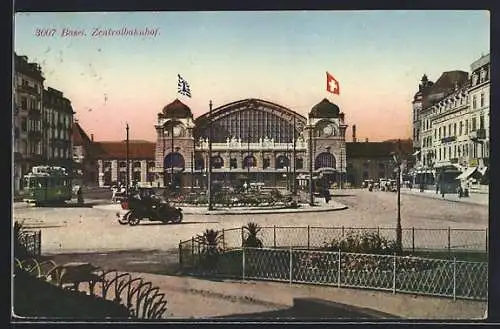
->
[14,11,489,142]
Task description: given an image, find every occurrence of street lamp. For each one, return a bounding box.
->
[208,100,214,211]
[308,124,314,206]
[126,123,130,195]
[392,139,403,254]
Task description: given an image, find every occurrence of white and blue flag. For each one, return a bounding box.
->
[177,74,192,97]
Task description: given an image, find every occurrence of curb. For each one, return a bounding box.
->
[183,205,349,216]
[400,191,487,207]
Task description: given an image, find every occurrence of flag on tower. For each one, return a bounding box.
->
[177,74,192,97]
[326,71,340,95]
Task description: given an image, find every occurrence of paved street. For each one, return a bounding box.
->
[12,188,488,319]
[13,188,488,255]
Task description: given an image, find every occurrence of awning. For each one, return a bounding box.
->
[456,167,478,180]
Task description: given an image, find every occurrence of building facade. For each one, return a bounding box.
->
[467,54,490,171]
[42,87,74,170]
[92,98,348,190]
[94,141,156,187]
[412,75,434,154]
[13,54,45,193]
[72,121,99,186]
[413,54,490,187]
[346,140,413,187]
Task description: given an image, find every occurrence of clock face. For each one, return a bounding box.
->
[173,126,183,137]
[323,124,334,137]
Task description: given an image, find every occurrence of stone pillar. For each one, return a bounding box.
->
[140,160,147,183]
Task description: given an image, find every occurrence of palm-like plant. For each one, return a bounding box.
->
[14,220,29,261]
[243,222,263,248]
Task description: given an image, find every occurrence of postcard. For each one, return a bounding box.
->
[12,10,489,321]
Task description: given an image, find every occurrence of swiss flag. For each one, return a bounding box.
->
[326,71,340,95]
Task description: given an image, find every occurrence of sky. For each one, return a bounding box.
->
[14,10,490,142]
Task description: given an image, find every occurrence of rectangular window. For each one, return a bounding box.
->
[453,123,456,136]
[479,115,484,130]
[454,145,456,158]
[439,127,441,138]
[459,121,463,136]
[443,126,446,137]
[434,129,437,139]
[439,148,441,160]
[480,93,485,107]
[472,117,477,131]
[21,118,27,132]
[465,119,469,134]
[472,95,477,109]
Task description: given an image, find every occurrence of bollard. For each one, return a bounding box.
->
[342,226,345,237]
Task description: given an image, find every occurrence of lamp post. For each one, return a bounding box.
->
[126,123,130,195]
[308,124,314,206]
[208,100,214,211]
[292,115,297,195]
[392,139,403,253]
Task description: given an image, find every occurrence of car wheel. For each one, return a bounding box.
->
[118,211,130,225]
[128,212,141,226]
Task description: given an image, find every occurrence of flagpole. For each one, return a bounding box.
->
[208,100,213,211]
[292,115,297,195]
[171,120,174,190]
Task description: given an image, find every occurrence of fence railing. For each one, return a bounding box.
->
[17,230,42,258]
[14,258,168,319]
[179,226,488,258]
[179,247,487,301]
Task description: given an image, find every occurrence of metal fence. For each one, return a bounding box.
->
[15,258,168,319]
[17,229,42,258]
[180,247,487,301]
[179,226,488,256]
[178,225,488,301]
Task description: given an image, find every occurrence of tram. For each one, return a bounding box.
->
[22,166,72,205]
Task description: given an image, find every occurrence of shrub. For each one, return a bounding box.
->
[242,222,264,248]
[322,231,398,255]
[14,221,30,261]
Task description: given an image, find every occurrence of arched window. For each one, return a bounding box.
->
[211,156,224,169]
[275,155,289,169]
[164,152,185,170]
[315,152,336,170]
[243,155,257,168]
[119,161,127,168]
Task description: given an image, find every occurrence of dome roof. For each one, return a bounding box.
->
[161,99,193,118]
[309,98,340,118]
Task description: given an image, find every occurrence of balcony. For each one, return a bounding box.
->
[18,84,41,96]
[450,158,459,164]
[469,129,486,141]
[28,108,42,118]
[440,136,456,144]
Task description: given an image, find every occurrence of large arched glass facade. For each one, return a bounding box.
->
[195,99,307,143]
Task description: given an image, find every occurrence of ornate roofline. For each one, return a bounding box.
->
[194,98,307,124]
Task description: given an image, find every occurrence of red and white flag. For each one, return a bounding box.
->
[326,71,340,95]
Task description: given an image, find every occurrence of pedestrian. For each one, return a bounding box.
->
[441,184,445,198]
[111,185,117,203]
[324,188,331,204]
[457,185,463,198]
[77,186,84,205]
[435,184,439,194]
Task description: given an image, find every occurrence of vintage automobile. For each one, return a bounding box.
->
[116,187,183,226]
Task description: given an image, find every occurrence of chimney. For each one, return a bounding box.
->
[91,134,94,142]
[352,125,357,143]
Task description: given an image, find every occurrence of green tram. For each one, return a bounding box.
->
[22,166,72,205]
